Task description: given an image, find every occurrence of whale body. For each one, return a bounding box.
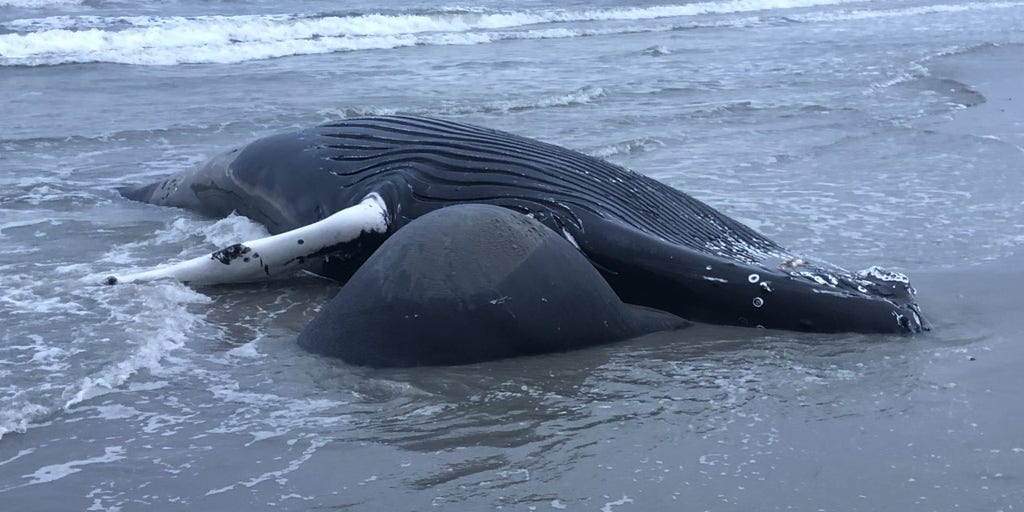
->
[115,115,926,365]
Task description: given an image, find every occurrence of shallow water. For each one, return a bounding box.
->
[2,0,1023,510]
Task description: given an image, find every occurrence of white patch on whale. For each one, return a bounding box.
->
[104,194,389,286]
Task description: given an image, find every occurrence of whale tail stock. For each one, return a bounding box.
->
[117,147,250,220]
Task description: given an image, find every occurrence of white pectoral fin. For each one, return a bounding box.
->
[105,193,389,286]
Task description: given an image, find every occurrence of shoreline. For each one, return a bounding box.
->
[929,42,1024,151]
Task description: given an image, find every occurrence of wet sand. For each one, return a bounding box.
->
[929,44,1024,151]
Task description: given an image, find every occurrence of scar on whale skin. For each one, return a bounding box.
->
[211,243,251,265]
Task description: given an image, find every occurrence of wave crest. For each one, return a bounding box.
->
[326,86,606,118]
[1,0,865,66]
[0,0,85,8]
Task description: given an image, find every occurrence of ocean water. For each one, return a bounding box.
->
[2,0,1023,510]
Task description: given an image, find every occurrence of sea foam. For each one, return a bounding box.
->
[0,0,85,8]
[1,0,866,66]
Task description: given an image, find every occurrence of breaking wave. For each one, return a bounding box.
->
[0,0,86,8]
[327,86,607,118]
[0,0,865,66]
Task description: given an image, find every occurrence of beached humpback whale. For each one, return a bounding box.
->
[111,115,926,364]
